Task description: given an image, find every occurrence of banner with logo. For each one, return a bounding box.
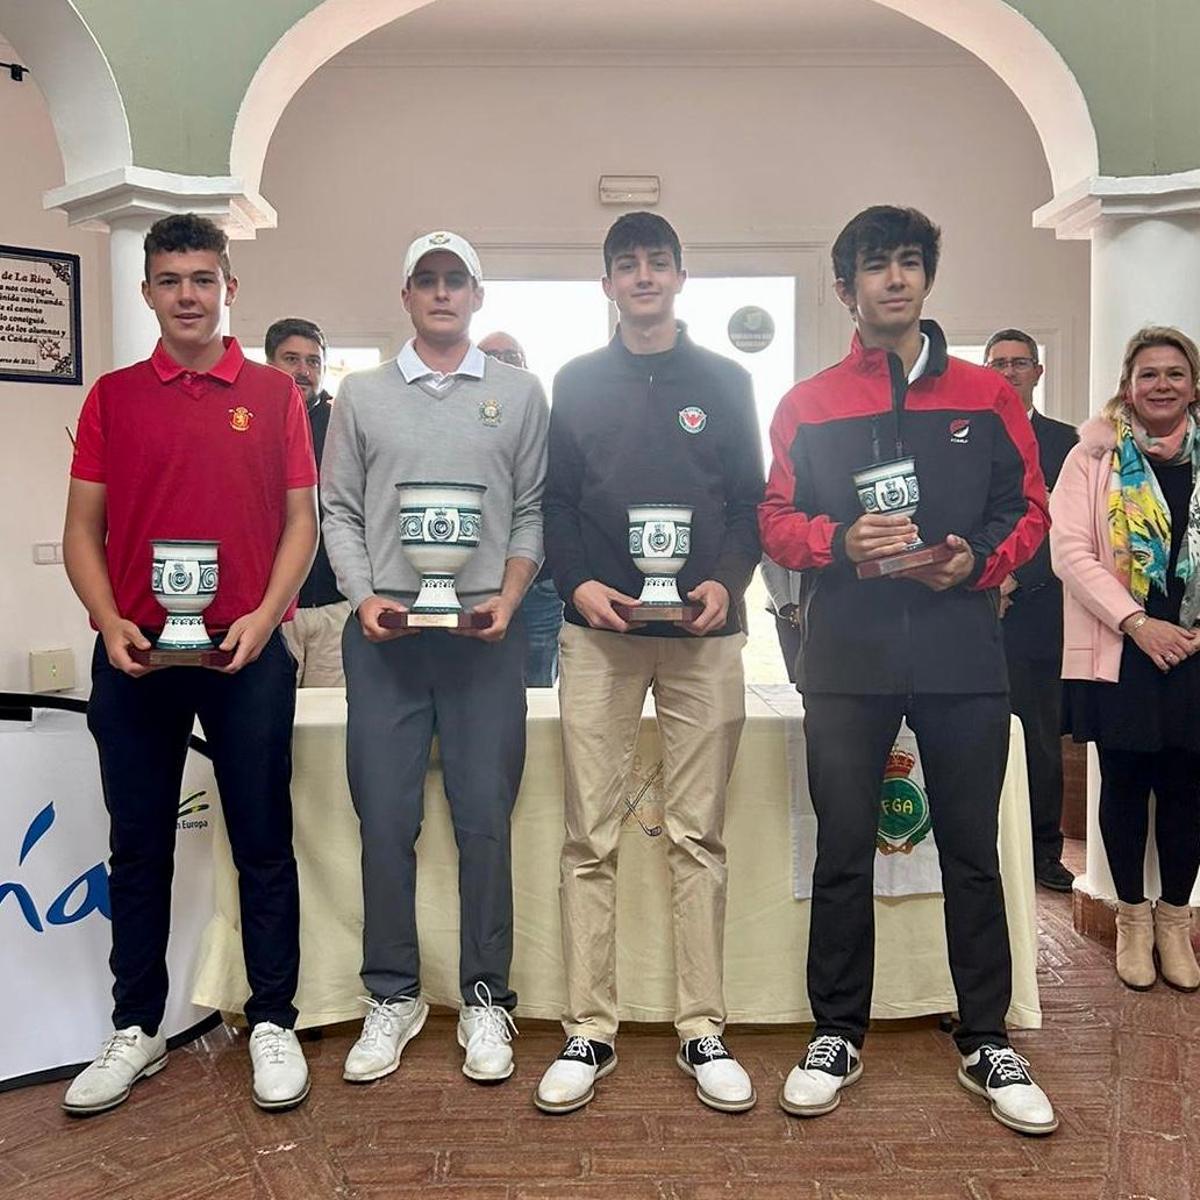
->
[0,708,216,1085]
[748,686,944,900]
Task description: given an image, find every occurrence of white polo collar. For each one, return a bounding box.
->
[907,333,931,384]
[397,339,486,390]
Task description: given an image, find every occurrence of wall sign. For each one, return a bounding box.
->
[0,244,82,385]
[727,305,775,354]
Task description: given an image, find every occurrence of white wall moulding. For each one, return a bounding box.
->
[43,167,277,238]
[1032,170,1200,240]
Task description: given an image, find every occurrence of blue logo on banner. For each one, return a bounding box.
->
[0,803,110,932]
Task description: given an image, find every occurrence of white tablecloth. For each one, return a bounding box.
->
[193,688,1040,1029]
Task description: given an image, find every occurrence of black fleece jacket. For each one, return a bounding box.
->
[544,325,764,637]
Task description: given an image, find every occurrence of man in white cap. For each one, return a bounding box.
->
[322,231,549,1088]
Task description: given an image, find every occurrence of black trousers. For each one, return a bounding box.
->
[804,692,1013,1055]
[87,632,300,1033]
[1005,652,1065,864]
[775,615,803,685]
[1098,746,1200,906]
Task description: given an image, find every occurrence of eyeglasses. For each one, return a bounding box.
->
[483,348,526,368]
[987,357,1037,372]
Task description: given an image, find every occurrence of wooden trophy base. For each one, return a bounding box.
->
[856,540,956,580]
[613,602,704,624]
[129,646,235,668]
[379,610,494,631]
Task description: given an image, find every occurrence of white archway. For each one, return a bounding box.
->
[230,0,438,198]
[232,0,1098,202]
[0,0,129,184]
[872,0,1098,193]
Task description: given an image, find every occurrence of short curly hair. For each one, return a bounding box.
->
[143,213,232,281]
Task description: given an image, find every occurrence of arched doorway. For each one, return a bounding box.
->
[231,0,1097,203]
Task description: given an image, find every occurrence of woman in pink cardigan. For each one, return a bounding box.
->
[1051,326,1200,993]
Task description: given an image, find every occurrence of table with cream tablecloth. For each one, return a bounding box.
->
[192,687,1040,1029]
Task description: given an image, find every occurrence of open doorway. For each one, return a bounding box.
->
[475,273,797,685]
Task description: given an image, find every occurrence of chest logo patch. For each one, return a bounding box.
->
[479,397,502,426]
[949,418,970,444]
[678,406,707,434]
[229,406,254,432]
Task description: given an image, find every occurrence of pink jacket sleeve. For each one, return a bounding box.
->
[1049,444,1142,632]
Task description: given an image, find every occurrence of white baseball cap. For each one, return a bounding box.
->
[402,230,483,283]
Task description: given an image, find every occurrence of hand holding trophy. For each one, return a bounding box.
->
[612,502,703,624]
[128,539,235,667]
[380,481,494,630]
[850,456,954,580]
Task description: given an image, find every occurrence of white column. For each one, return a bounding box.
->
[42,166,278,368]
[1090,214,1200,406]
[108,215,160,368]
[1035,174,1200,907]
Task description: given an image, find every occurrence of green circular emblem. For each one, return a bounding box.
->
[876,755,932,854]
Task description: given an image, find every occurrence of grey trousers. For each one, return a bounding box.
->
[342,616,527,1008]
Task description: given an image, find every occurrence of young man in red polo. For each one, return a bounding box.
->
[61,213,318,1114]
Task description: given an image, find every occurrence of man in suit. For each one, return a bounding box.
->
[984,329,1078,892]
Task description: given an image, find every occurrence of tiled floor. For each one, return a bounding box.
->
[2,839,1195,1200]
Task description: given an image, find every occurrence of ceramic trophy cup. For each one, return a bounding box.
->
[130,539,233,667]
[614,502,702,623]
[851,456,953,580]
[383,481,493,630]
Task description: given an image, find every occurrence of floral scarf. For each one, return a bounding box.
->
[1108,408,1200,627]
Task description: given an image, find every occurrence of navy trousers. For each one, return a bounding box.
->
[87,631,300,1033]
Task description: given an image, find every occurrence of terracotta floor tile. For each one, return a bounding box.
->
[0,839,1191,1199]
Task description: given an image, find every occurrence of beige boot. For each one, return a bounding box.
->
[1115,900,1156,990]
[1154,902,1200,992]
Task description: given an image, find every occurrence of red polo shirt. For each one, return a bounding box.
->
[70,338,317,631]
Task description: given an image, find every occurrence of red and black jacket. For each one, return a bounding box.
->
[758,321,1048,694]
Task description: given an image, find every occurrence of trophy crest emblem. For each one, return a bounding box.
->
[876,746,932,855]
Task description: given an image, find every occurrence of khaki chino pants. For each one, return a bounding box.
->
[281,600,352,687]
[558,622,746,1041]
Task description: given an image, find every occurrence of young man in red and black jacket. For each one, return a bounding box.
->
[759,206,1057,1136]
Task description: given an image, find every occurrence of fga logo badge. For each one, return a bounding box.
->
[876,747,932,855]
[949,418,970,444]
[229,405,254,432]
[678,406,707,434]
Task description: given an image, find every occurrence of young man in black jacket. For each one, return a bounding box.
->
[536,213,764,1115]
[760,206,1057,1136]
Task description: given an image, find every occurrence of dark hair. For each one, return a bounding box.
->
[143,213,232,281]
[984,328,1038,364]
[602,212,682,275]
[831,206,941,288]
[265,317,327,360]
